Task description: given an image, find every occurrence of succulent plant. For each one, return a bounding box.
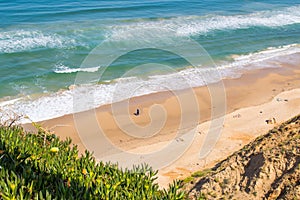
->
[0,125,185,199]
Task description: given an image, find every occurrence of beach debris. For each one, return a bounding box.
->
[68,84,76,90]
[176,138,184,142]
[133,108,140,116]
[265,118,276,124]
[260,111,263,114]
[233,113,241,118]
[276,98,288,102]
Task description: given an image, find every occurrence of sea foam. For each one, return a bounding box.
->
[107,5,300,40]
[224,44,300,69]
[1,44,299,123]
[0,30,75,53]
[53,64,100,74]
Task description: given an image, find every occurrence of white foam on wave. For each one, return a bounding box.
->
[0,98,22,107]
[177,6,300,36]
[224,44,300,69]
[53,64,100,73]
[107,5,300,40]
[0,30,75,53]
[1,44,299,123]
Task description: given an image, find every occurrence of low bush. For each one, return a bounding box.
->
[0,125,185,199]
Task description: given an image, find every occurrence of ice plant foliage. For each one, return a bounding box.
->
[0,125,185,199]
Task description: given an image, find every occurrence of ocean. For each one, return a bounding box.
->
[0,0,299,122]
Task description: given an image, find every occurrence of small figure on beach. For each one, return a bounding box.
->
[233,113,241,118]
[265,117,276,124]
[133,108,140,116]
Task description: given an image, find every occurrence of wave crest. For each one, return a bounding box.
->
[0,30,75,53]
[107,5,300,40]
[53,64,100,74]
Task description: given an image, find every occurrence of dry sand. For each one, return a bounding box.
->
[158,88,300,187]
[25,53,300,187]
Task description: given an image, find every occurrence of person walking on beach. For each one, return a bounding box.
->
[134,108,140,116]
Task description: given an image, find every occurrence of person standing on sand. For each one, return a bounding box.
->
[134,108,140,116]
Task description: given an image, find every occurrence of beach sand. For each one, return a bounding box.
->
[23,53,300,187]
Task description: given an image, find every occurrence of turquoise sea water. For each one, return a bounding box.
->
[0,0,299,122]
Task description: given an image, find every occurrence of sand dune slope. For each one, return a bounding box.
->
[185,115,300,199]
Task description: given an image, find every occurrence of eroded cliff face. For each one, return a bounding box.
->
[185,115,300,200]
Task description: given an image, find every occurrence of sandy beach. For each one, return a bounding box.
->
[3,1,300,199]
[24,53,300,187]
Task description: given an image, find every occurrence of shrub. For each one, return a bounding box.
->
[191,169,211,178]
[0,125,185,199]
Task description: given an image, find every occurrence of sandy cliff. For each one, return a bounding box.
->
[185,115,300,199]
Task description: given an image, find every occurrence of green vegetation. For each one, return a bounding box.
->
[191,169,211,178]
[0,125,185,199]
[182,169,212,184]
[183,176,193,183]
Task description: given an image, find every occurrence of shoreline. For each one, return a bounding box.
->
[3,44,299,124]
[22,53,300,186]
